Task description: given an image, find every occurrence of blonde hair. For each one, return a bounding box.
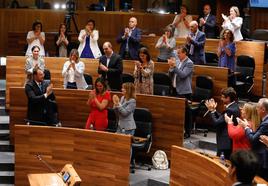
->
[230,6,240,17]
[123,82,136,101]
[243,103,260,131]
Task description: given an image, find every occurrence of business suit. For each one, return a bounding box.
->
[116,27,142,60]
[245,116,268,180]
[98,53,123,91]
[186,30,206,65]
[198,14,216,38]
[169,57,193,96]
[210,102,240,159]
[114,97,136,131]
[25,80,58,125]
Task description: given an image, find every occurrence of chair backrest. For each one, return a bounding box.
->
[84,73,93,85]
[122,73,134,83]
[236,55,255,82]
[192,75,213,102]
[153,72,172,96]
[133,108,152,138]
[107,108,117,132]
[251,29,268,41]
[205,52,218,67]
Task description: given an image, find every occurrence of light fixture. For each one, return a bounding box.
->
[61,4,66,9]
[54,3,60,9]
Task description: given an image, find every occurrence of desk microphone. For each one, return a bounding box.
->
[35,154,62,179]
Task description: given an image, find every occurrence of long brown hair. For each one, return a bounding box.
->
[123,82,136,101]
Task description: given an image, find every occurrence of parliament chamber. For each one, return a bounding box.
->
[0,0,268,185]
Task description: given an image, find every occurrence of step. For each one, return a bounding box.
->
[0,152,14,164]
[0,145,14,152]
[0,91,5,97]
[0,163,14,171]
[0,176,14,184]
[0,116,9,124]
[0,98,5,106]
[0,123,9,130]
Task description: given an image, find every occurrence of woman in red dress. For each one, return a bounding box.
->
[85,77,111,131]
[225,103,260,152]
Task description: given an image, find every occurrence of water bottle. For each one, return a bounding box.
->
[220,152,225,165]
[122,128,125,134]
[90,124,94,130]
[162,90,166,96]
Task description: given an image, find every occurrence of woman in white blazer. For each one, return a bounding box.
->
[62,49,88,89]
[222,6,243,41]
[78,19,102,59]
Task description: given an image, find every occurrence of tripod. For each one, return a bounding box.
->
[64,13,79,34]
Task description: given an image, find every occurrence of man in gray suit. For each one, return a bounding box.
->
[168,46,193,138]
[168,46,193,99]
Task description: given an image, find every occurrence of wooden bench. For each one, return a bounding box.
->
[170,145,268,186]
[14,125,131,186]
[6,56,228,111]
[10,87,185,159]
[141,36,266,97]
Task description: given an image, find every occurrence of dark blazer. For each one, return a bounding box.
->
[186,30,206,65]
[210,102,240,151]
[98,53,123,91]
[116,27,142,60]
[25,80,58,125]
[245,116,268,169]
[198,14,216,38]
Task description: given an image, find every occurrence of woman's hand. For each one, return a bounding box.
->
[112,95,120,106]
[224,113,233,124]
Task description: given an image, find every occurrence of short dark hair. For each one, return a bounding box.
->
[177,45,188,55]
[138,47,151,62]
[221,87,237,102]
[32,20,42,31]
[230,150,259,184]
[33,67,41,76]
[87,19,95,28]
[31,45,40,52]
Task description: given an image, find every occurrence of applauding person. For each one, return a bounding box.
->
[85,78,111,131]
[155,25,176,62]
[62,49,88,89]
[113,82,136,135]
[55,23,69,57]
[172,5,192,38]
[133,47,154,95]
[26,20,45,56]
[78,19,101,59]
[221,6,243,41]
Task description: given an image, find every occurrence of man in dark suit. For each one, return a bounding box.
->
[186,21,206,65]
[25,67,59,125]
[98,42,123,91]
[198,4,216,38]
[240,98,268,181]
[205,87,240,160]
[229,150,259,186]
[116,17,142,60]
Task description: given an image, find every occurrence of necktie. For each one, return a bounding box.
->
[38,83,42,92]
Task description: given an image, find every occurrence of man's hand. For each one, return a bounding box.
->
[99,64,108,72]
[224,113,233,124]
[260,135,268,147]
[46,83,53,96]
[237,117,249,128]
[205,98,217,112]
[168,57,176,68]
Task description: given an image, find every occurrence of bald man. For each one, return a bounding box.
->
[98,42,123,91]
[116,17,142,60]
[186,21,206,65]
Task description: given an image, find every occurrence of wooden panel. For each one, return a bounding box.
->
[15,125,131,186]
[5,56,228,111]
[0,9,176,56]
[170,146,231,186]
[141,37,266,96]
[10,87,185,158]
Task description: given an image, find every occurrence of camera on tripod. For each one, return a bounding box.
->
[65,0,79,33]
[66,0,76,15]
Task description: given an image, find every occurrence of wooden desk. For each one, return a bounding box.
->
[28,173,66,186]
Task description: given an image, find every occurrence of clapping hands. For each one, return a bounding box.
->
[224,113,233,124]
[168,57,176,68]
[205,98,217,112]
[112,95,120,106]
